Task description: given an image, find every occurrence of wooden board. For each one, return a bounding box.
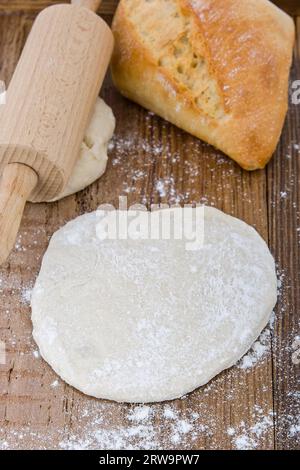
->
[0,1,299,450]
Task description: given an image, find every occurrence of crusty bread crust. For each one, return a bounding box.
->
[111,0,295,170]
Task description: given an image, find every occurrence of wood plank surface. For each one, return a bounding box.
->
[267,18,300,450]
[0,1,299,450]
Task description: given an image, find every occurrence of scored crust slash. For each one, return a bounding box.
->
[111,0,295,170]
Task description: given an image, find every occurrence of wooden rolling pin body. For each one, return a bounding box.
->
[0,0,114,264]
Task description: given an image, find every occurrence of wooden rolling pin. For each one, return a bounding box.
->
[0,0,113,264]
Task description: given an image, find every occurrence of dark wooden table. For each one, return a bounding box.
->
[0,0,299,450]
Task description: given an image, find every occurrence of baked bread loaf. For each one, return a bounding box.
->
[111,0,295,170]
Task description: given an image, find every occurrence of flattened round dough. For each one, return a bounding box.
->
[37,98,115,202]
[31,207,277,403]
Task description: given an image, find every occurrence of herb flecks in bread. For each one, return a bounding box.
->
[111,0,295,170]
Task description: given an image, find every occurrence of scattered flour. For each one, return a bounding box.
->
[57,404,201,450]
[288,417,300,438]
[128,406,153,422]
[155,180,167,198]
[0,226,297,450]
[0,113,298,450]
[32,350,40,359]
[237,324,273,370]
[21,287,33,305]
[0,399,277,450]
[280,191,288,200]
[230,410,274,450]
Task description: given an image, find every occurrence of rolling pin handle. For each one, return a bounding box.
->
[71,0,102,12]
[0,163,38,265]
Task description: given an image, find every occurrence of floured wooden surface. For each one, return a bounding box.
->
[0,1,299,450]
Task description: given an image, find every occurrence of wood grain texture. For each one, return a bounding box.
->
[266,17,300,451]
[0,3,299,450]
[72,0,102,11]
[0,163,37,265]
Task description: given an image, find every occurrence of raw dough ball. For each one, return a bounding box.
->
[50,97,115,201]
[31,207,277,403]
